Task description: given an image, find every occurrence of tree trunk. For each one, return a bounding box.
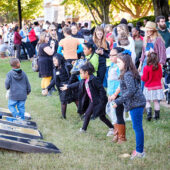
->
[152,0,169,19]
[103,4,110,24]
[17,0,22,29]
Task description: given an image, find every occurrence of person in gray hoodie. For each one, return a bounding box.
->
[5,58,31,120]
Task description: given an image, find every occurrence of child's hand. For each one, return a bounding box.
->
[113,103,117,108]
[72,61,76,65]
[108,96,112,101]
[108,94,116,101]
[95,49,99,54]
[99,49,104,55]
[138,63,142,72]
[42,89,48,96]
[60,84,68,91]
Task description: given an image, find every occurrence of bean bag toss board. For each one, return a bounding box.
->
[0,123,43,139]
[0,108,31,120]
[0,134,61,153]
[0,115,37,129]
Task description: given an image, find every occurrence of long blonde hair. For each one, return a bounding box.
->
[93,26,108,50]
[143,30,164,47]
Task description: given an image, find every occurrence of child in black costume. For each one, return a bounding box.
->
[44,53,78,119]
[61,62,114,134]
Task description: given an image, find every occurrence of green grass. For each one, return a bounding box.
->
[0,58,170,170]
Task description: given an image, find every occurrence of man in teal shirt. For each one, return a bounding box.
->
[156,15,170,48]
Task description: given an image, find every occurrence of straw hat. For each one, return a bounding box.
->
[144,21,157,31]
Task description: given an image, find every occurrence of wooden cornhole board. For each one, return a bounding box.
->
[0,134,61,153]
[0,108,31,120]
[0,116,37,129]
[0,123,43,139]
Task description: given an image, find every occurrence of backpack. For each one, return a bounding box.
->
[32,55,39,72]
[32,44,40,72]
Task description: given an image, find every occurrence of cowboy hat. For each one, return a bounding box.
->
[144,21,157,31]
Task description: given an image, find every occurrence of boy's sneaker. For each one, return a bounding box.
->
[79,128,86,133]
[106,128,114,136]
[130,150,146,160]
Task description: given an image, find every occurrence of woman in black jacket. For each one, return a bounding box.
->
[61,62,114,134]
[89,26,110,84]
[44,53,78,119]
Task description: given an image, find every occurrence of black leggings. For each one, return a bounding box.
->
[115,97,125,125]
[82,102,113,130]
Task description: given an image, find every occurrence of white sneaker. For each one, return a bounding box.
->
[79,128,86,133]
[130,150,146,160]
[106,128,114,136]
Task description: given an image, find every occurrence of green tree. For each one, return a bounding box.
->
[0,0,43,23]
[62,0,153,24]
[112,0,153,19]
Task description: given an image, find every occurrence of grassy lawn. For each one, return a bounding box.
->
[0,58,169,170]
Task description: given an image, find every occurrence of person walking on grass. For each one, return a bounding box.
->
[5,58,31,120]
[141,52,164,121]
[61,62,114,136]
[112,52,146,159]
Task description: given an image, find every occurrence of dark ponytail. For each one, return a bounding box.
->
[80,62,95,75]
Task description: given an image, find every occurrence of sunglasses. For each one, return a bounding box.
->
[51,29,56,31]
[109,54,117,57]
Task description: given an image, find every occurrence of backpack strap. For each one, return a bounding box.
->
[87,51,95,62]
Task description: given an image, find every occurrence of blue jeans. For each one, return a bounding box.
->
[103,66,109,88]
[8,100,26,119]
[141,57,147,91]
[130,107,144,153]
[164,72,170,89]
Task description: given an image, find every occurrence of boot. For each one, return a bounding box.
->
[112,124,118,143]
[117,124,127,144]
[153,110,160,120]
[146,107,152,121]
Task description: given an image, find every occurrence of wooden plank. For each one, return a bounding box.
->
[0,116,37,129]
[0,123,43,139]
[0,134,61,153]
[0,108,31,120]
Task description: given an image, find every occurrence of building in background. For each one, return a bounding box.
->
[44,0,65,23]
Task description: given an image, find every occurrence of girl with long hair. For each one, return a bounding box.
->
[113,52,146,159]
[90,26,110,84]
[141,52,164,121]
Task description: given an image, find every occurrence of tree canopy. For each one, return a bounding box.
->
[0,0,43,23]
[62,0,153,24]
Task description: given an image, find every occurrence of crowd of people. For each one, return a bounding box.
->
[3,14,170,160]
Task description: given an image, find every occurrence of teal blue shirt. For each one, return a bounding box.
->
[107,63,120,96]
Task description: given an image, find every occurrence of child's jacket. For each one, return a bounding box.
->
[115,71,146,112]
[141,64,162,90]
[5,69,31,101]
[68,75,108,118]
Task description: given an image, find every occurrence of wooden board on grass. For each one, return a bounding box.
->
[0,134,61,153]
[0,123,43,139]
[0,116,37,129]
[0,108,31,120]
